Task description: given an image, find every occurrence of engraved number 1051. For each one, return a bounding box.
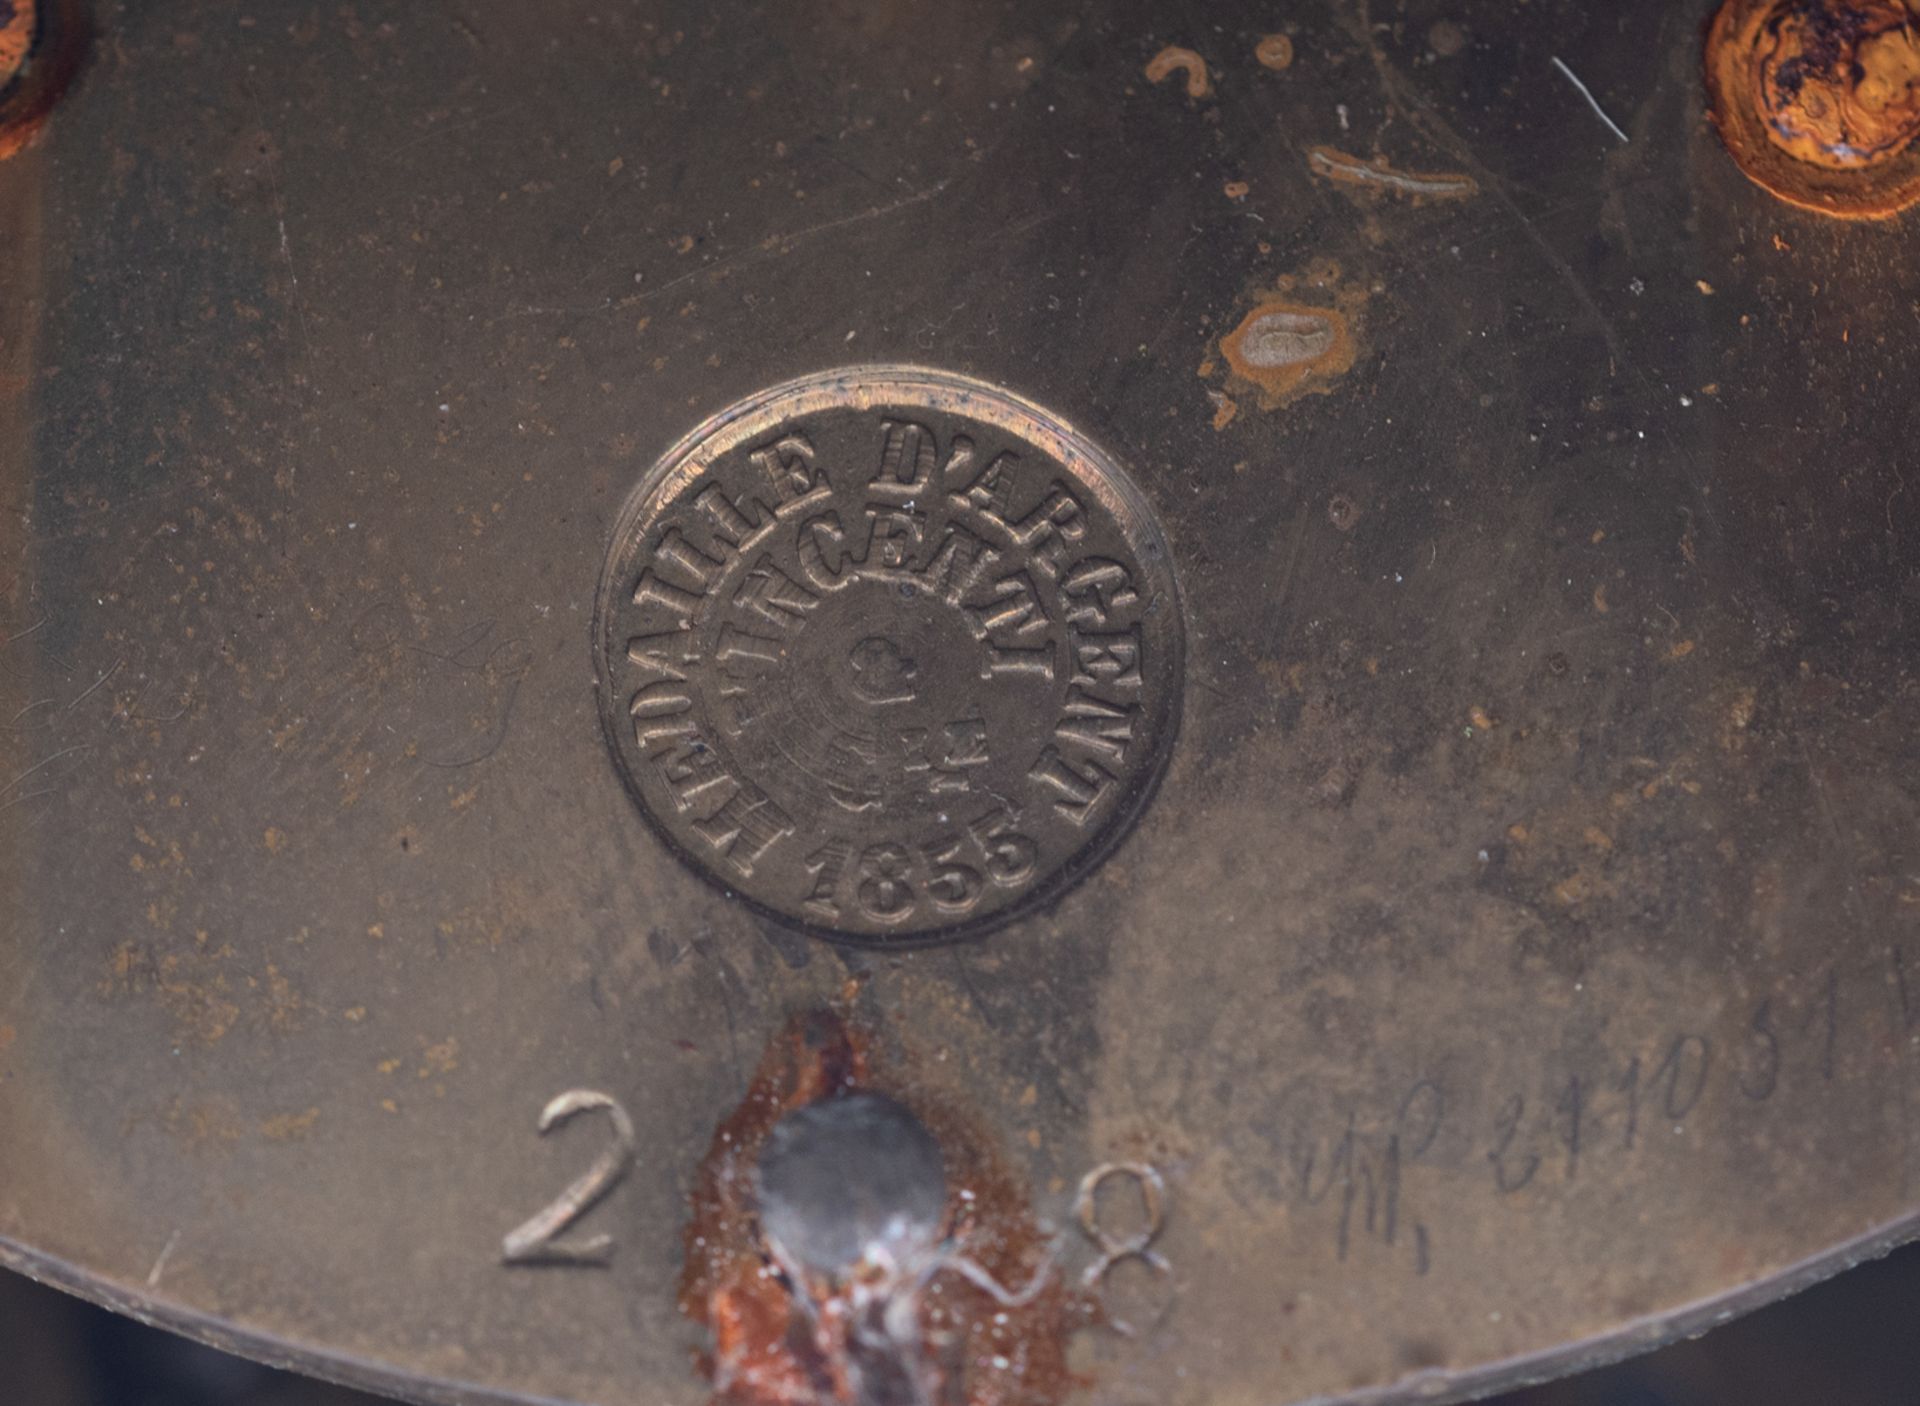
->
[803,807,1037,923]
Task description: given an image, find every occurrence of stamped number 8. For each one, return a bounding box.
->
[1074,1161,1173,1336]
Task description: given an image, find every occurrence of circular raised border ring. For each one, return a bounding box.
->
[592,365,1185,947]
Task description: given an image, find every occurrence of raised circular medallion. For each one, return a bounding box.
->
[595,367,1183,945]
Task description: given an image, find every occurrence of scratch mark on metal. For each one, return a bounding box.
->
[759,178,955,255]
[1349,0,1634,371]
[1,743,88,799]
[0,787,55,815]
[147,1229,181,1289]
[385,99,530,160]
[594,177,960,322]
[65,656,123,712]
[1551,56,1630,145]
[947,950,1002,1033]
[240,81,322,413]
[3,614,45,646]
[127,681,196,725]
[4,699,55,730]
[716,973,743,1086]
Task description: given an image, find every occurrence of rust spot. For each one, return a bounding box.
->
[166,1097,248,1147]
[1428,20,1467,57]
[1219,301,1356,405]
[0,1023,14,1051]
[0,3,33,85]
[100,939,246,1047]
[1222,179,1249,198]
[1254,33,1294,70]
[1707,0,1920,216]
[416,1036,459,1078]
[1144,45,1210,99]
[1326,492,1361,531]
[1307,146,1478,201]
[1208,389,1239,430]
[260,1107,321,1141]
[1553,868,1612,906]
[1751,1,1920,167]
[680,1010,1078,1405]
[1725,686,1759,740]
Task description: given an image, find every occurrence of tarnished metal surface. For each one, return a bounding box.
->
[1,1,1917,1403]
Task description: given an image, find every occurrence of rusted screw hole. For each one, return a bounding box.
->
[1750,0,1920,170]
[1707,0,1920,216]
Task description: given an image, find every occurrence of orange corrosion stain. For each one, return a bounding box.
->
[680,1010,1079,1406]
[1222,179,1249,198]
[1707,0,1920,217]
[0,0,84,163]
[1144,45,1210,98]
[1219,300,1355,404]
[0,1024,15,1051]
[0,2,33,82]
[1255,34,1294,70]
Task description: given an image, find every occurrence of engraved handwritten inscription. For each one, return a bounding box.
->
[596,369,1182,943]
[1246,957,1887,1280]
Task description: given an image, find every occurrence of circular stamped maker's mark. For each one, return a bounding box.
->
[595,367,1183,945]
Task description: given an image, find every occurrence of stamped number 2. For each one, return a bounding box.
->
[500,1090,637,1266]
